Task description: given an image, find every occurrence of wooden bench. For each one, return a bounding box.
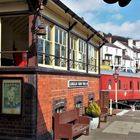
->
[54,108,90,140]
[98,107,108,128]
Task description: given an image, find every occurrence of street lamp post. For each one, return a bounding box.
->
[113,69,119,109]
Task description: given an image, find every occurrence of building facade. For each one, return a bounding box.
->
[101,43,122,70]
[114,40,134,69]
[101,34,140,72]
[0,0,106,140]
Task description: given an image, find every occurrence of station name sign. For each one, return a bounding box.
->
[68,80,88,88]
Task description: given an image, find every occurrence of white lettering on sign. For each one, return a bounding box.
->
[68,80,89,88]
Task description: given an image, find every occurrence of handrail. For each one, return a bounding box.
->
[38,52,97,71]
[0,51,97,71]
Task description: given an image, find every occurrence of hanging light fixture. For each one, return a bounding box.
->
[37,0,46,35]
[37,15,46,35]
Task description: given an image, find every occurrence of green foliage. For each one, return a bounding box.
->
[86,102,101,117]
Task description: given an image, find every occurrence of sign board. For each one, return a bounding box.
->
[68,80,88,88]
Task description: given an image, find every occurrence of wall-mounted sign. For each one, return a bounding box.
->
[1,78,22,115]
[68,80,88,88]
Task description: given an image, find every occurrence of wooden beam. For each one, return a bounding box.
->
[69,21,77,31]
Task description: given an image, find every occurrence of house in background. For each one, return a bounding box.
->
[132,40,140,71]
[100,43,122,70]
[114,40,134,70]
[0,0,107,140]
[101,33,140,72]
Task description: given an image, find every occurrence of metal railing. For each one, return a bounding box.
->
[38,52,98,72]
[0,51,98,72]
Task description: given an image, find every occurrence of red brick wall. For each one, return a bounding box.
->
[37,74,100,135]
[0,74,37,139]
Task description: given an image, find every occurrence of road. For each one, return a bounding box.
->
[77,110,140,140]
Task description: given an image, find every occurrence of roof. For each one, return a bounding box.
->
[134,40,140,43]
[112,35,129,43]
[51,0,108,44]
[105,43,121,49]
[117,41,134,50]
[123,55,133,60]
[133,47,140,53]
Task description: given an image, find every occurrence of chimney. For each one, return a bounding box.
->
[135,41,140,48]
[106,33,112,43]
[128,39,133,48]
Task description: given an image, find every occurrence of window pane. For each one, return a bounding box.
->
[48,26,51,41]
[70,36,77,69]
[61,46,66,58]
[61,46,66,67]
[45,41,50,65]
[55,27,58,43]
[88,44,97,72]
[63,32,66,45]
[38,39,43,64]
[79,40,81,52]
[59,30,62,44]
[54,27,67,68]
[55,44,60,66]
[118,80,121,89]
[130,81,133,89]
[78,40,86,70]
[84,43,86,53]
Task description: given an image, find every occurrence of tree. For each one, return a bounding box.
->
[103,0,131,7]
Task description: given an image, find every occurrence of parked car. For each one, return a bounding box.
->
[120,68,136,73]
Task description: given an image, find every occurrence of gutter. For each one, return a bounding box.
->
[52,0,108,44]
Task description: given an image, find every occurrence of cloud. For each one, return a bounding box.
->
[61,0,104,14]
[94,20,140,39]
[111,14,123,21]
[60,0,122,24]
[60,0,139,40]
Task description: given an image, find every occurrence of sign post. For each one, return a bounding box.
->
[113,69,119,109]
[109,99,112,115]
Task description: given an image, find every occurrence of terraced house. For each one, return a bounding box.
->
[0,0,107,140]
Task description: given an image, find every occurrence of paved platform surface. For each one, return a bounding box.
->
[76,110,140,140]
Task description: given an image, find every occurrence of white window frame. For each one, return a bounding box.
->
[88,44,95,73]
[54,26,67,70]
[78,39,87,72]
[38,23,52,67]
[70,34,78,70]
[38,24,68,70]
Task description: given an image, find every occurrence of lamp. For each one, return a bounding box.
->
[37,15,46,35]
[113,69,119,109]
[37,23,46,35]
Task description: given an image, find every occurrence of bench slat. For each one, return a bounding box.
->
[54,109,90,140]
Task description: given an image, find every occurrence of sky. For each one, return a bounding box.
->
[60,0,140,40]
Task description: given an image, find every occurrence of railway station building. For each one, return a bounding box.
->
[0,0,107,139]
